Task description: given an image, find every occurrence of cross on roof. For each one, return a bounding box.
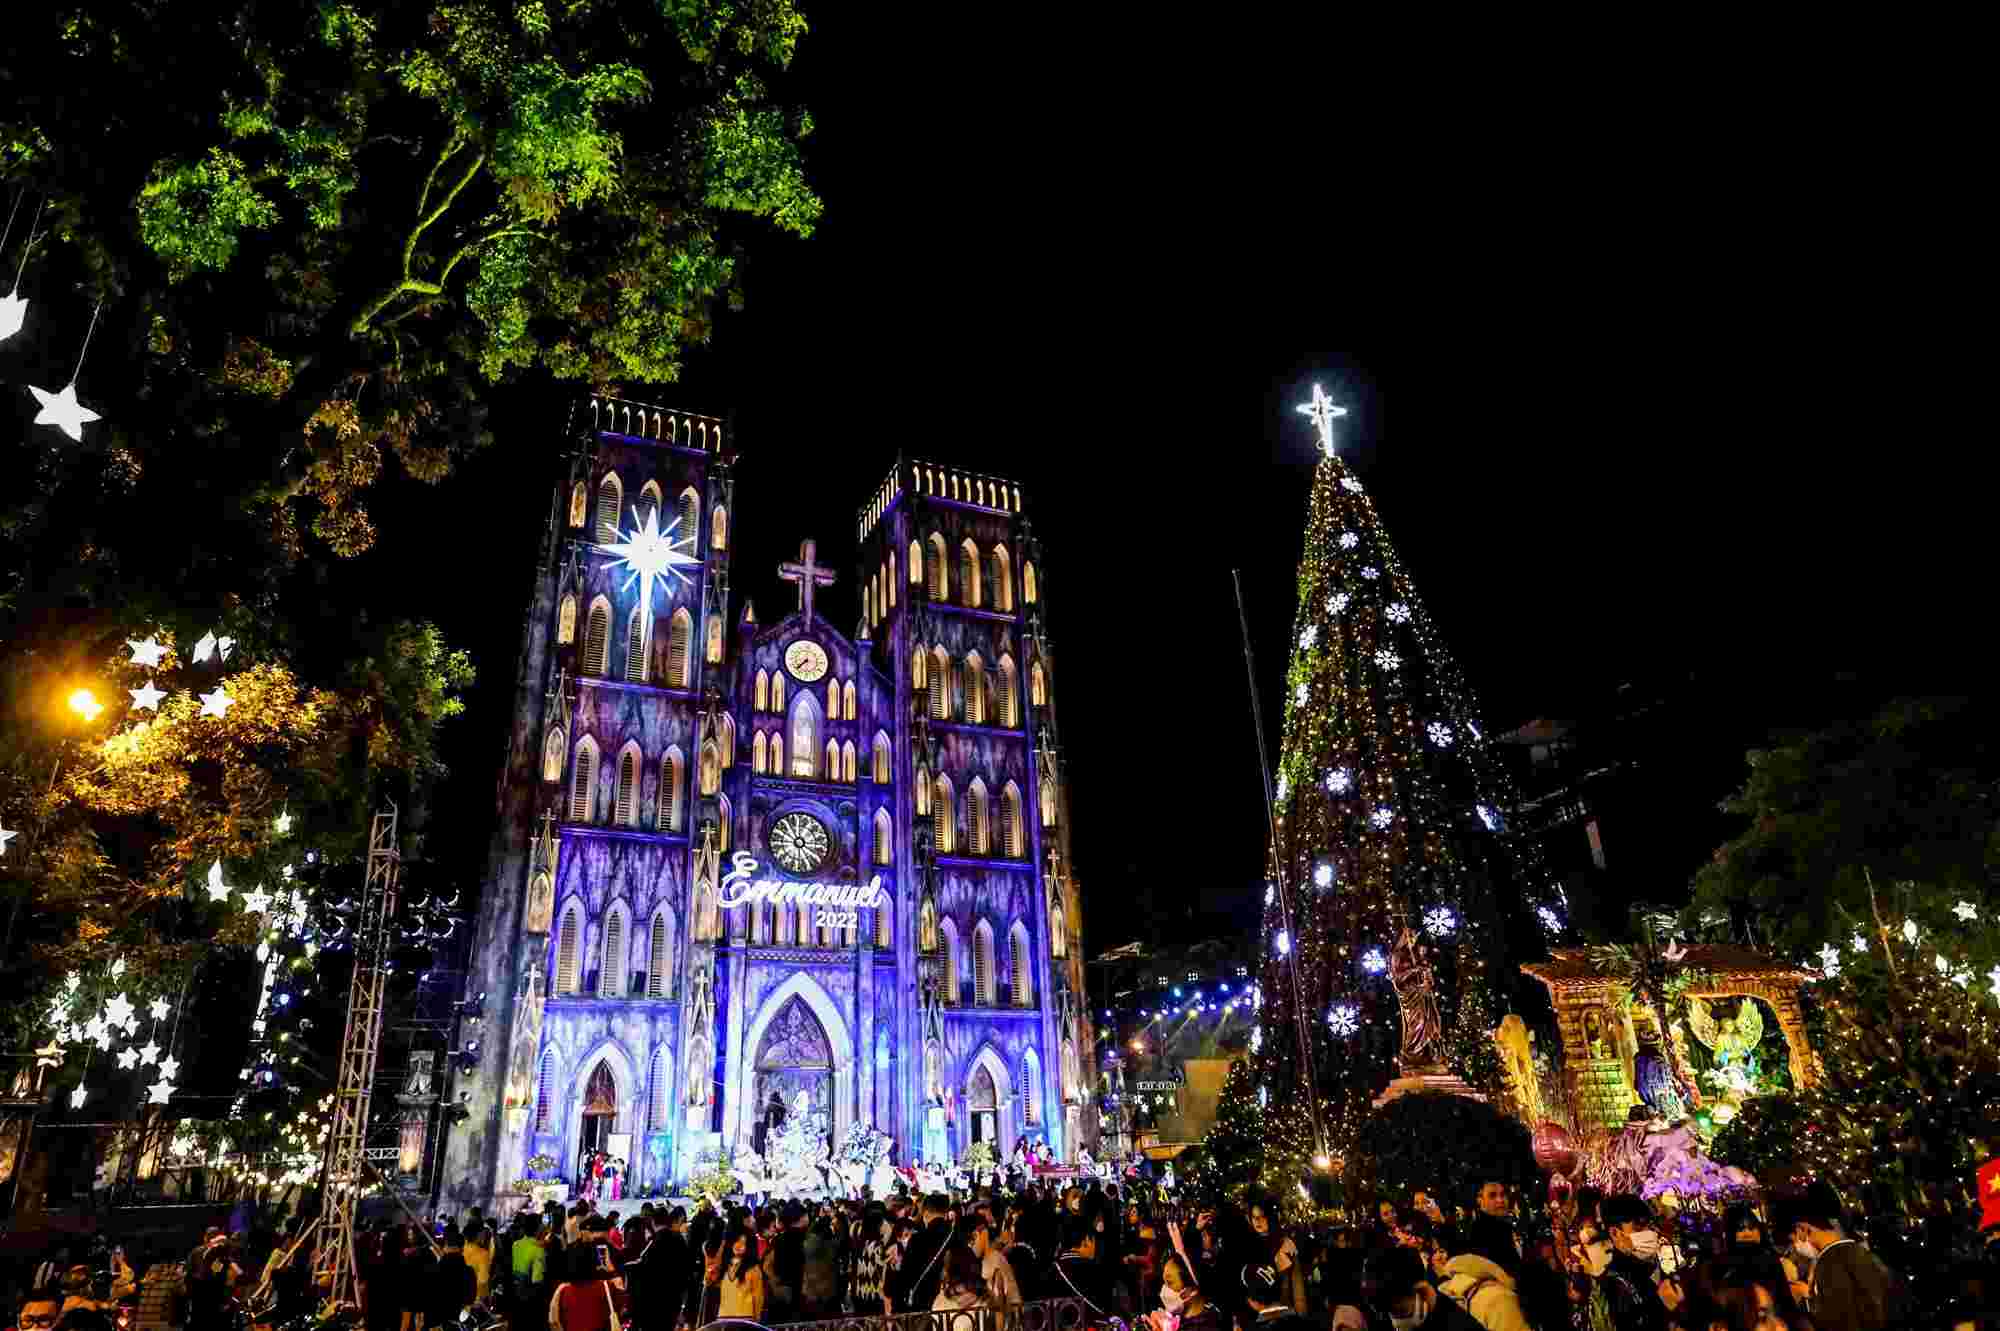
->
[778,539,837,627]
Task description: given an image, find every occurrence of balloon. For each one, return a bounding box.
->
[1533,1121,1579,1176]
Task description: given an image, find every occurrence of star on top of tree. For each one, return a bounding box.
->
[129,680,166,711]
[28,381,102,442]
[1295,383,1349,458]
[197,686,233,718]
[1954,900,1979,922]
[126,636,168,668]
[205,861,233,902]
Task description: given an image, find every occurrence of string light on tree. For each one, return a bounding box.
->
[1537,905,1564,934]
[1341,476,1363,494]
[1903,920,1919,944]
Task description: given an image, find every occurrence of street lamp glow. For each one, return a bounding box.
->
[67,688,104,721]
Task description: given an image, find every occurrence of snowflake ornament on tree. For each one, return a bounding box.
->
[1326,767,1351,794]
[1476,804,1499,831]
[1361,948,1388,975]
[1327,592,1350,615]
[1370,806,1395,830]
[1360,566,1380,580]
[1327,1004,1360,1036]
[1294,682,1308,708]
[1338,531,1359,550]
[1299,625,1318,651]
[1850,932,1868,954]
[1423,906,1457,938]
[1374,649,1401,671]
[1818,944,1841,977]
[1386,602,1412,624]
[1537,905,1563,934]
[1427,721,1454,747]
[1313,863,1335,890]
[1341,476,1363,494]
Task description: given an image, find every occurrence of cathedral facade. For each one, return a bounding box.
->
[440,397,1092,1202]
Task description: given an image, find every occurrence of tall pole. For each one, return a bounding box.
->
[1232,570,1325,1158]
[314,802,401,1310]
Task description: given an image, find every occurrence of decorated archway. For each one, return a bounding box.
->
[738,973,853,1148]
[964,1043,1013,1158]
[562,1039,636,1185]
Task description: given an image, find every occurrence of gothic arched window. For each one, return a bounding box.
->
[1002,782,1024,857]
[873,731,891,783]
[933,776,955,853]
[915,763,930,816]
[569,736,598,823]
[908,540,923,587]
[1024,562,1039,604]
[959,539,982,608]
[842,740,857,783]
[542,727,566,783]
[789,692,821,779]
[964,652,985,724]
[649,1046,673,1130]
[824,739,840,782]
[636,479,662,530]
[600,901,628,997]
[583,597,612,677]
[537,1047,560,1130]
[667,609,693,689]
[678,488,701,552]
[1030,661,1046,707]
[753,731,767,774]
[1021,1048,1042,1125]
[913,645,928,690]
[755,669,769,712]
[1010,919,1031,1006]
[556,902,583,994]
[705,614,723,665]
[595,472,623,542]
[966,780,989,855]
[973,920,996,1005]
[874,808,892,865]
[660,749,684,832]
[717,795,732,852]
[940,919,960,1004]
[843,680,857,721]
[889,552,897,605]
[928,533,948,599]
[1040,776,1058,829]
[770,674,785,713]
[712,504,728,551]
[998,656,1019,728]
[648,910,673,997]
[719,714,736,769]
[558,595,577,645]
[770,734,784,778]
[569,481,588,529]
[874,898,891,949]
[929,647,949,721]
[991,545,1014,613]
[615,742,643,827]
[625,607,649,683]
[700,740,720,796]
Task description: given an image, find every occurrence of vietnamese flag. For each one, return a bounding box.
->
[1980,1157,2000,1230]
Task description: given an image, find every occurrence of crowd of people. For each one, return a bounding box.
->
[8,1175,1996,1331]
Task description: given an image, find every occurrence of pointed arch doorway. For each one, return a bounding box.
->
[751,996,834,1159]
[580,1061,618,1156]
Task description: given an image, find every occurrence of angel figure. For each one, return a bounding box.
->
[1684,997,1764,1089]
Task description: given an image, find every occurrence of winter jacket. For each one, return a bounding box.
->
[1438,1253,1533,1331]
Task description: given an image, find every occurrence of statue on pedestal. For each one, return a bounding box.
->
[1389,923,1447,1075]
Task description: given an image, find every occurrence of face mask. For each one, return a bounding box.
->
[1389,1300,1427,1331]
[1628,1230,1661,1260]
[1160,1285,1186,1314]
[1793,1239,1819,1262]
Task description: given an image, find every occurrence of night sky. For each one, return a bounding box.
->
[342,10,1979,954]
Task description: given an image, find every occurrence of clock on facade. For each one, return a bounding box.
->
[769,812,831,875]
[784,639,829,683]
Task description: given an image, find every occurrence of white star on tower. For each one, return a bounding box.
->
[127,636,168,668]
[1295,383,1349,458]
[28,381,101,442]
[601,505,701,650]
[129,680,166,711]
[197,686,233,718]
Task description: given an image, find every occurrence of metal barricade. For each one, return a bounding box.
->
[701,1297,1097,1331]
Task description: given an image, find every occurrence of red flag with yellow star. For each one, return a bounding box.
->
[1980,1157,2000,1230]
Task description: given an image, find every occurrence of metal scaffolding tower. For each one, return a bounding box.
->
[313,803,402,1310]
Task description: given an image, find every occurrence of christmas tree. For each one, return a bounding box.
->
[1182,1058,1263,1209]
[1257,386,1553,1143]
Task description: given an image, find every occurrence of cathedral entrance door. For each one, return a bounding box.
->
[579,1060,616,1160]
[969,1064,998,1145]
[752,997,833,1157]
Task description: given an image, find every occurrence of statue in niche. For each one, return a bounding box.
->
[925,1040,943,1106]
[692,826,721,941]
[918,893,938,954]
[686,1036,710,1106]
[525,871,554,935]
[688,958,715,1035]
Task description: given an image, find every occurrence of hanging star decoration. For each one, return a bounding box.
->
[28,382,101,442]
[1989,965,2000,999]
[197,686,233,718]
[127,636,168,668]
[117,1047,141,1070]
[1295,383,1349,458]
[0,289,25,342]
[1954,900,1979,922]
[0,820,15,858]
[241,887,274,916]
[138,1040,161,1066]
[1850,931,1868,954]
[110,957,126,978]
[88,1018,112,1051]
[70,1085,88,1109]
[158,1055,180,1082]
[104,993,136,1031]
[193,631,218,663]
[205,861,233,903]
[149,997,170,1022]
[275,811,294,836]
[129,680,166,711]
[1903,919,1919,943]
[602,505,700,643]
[1818,943,1841,977]
[148,1080,175,1106]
